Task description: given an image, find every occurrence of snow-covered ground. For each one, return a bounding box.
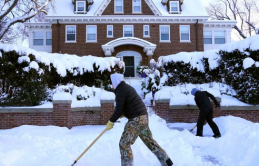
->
[0,78,259,166]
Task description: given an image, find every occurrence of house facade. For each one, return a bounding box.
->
[25,0,237,77]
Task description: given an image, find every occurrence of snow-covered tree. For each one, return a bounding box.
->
[0,0,55,44]
[206,0,259,39]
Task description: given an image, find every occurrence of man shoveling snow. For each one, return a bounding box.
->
[106,73,173,166]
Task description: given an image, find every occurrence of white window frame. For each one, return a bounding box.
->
[143,25,150,38]
[180,25,190,42]
[107,25,113,38]
[159,25,170,42]
[132,0,141,14]
[33,31,44,46]
[169,1,179,14]
[46,32,52,46]
[115,0,123,13]
[123,25,134,37]
[203,31,212,44]
[86,25,97,42]
[214,31,226,44]
[66,25,76,43]
[76,1,86,13]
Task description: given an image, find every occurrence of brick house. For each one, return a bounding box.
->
[25,0,237,77]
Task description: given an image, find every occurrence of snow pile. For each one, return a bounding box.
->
[157,49,220,71]
[219,35,259,52]
[0,114,258,166]
[0,44,124,77]
[143,82,251,106]
[53,92,72,101]
[157,35,259,72]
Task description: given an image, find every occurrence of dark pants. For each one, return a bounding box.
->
[119,115,170,166]
[196,108,220,136]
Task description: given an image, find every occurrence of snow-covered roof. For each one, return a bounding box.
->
[46,0,208,17]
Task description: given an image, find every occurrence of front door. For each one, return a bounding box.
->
[124,56,134,77]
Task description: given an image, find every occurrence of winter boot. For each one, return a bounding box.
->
[166,158,173,166]
[213,134,221,138]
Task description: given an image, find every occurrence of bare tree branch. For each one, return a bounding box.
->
[0,0,55,43]
[206,0,259,39]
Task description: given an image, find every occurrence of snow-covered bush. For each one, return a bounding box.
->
[0,45,124,106]
[218,48,259,104]
[157,35,259,104]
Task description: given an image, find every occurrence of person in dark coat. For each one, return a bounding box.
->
[106,73,173,166]
[191,88,221,138]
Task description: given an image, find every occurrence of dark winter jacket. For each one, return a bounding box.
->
[109,81,147,122]
[194,91,219,111]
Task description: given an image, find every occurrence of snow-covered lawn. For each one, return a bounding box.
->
[0,113,258,166]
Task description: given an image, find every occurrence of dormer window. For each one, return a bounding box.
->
[169,1,179,13]
[133,0,141,13]
[77,1,85,11]
[115,0,123,13]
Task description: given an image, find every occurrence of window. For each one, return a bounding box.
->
[203,31,212,44]
[180,25,190,42]
[214,31,225,44]
[107,25,113,38]
[66,25,76,42]
[133,0,141,13]
[143,25,149,37]
[115,0,123,13]
[76,1,85,12]
[46,32,52,45]
[169,1,179,13]
[160,25,170,42]
[86,25,97,42]
[33,32,44,45]
[123,25,133,37]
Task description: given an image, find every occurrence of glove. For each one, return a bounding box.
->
[106,120,114,130]
[119,114,124,119]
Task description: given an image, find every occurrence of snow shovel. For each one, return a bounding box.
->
[190,124,197,132]
[71,128,107,166]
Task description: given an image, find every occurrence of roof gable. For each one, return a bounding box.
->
[94,0,161,16]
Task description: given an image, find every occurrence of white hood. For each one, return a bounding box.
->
[110,73,124,89]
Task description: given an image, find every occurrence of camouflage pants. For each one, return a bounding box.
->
[119,115,169,166]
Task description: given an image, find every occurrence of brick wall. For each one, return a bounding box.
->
[0,100,115,129]
[52,23,204,64]
[154,99,259,123]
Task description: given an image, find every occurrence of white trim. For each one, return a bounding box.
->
[204,20,237,28]
[123,25,134,37]
[76,1,86,13]
[114,0,124,14]
[180,25,190,42]
[143,25,150,38]
[86,25,97,42]
[159,25,170,42]
[65,25,76,43]
[44,16,209,24]
[132,0,142,14]
[169,1,180,14]
[102,37,156,56]
[107,25,113,38]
